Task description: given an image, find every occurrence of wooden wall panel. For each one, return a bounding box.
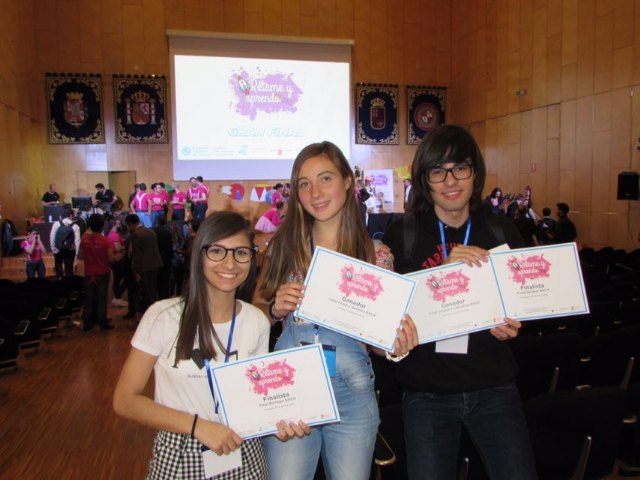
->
[454,0,640,249]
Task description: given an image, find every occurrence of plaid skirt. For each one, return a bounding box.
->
[147,431,267,480]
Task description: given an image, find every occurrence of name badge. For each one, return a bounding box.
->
[201,446,242,477]
[300,342,336,377]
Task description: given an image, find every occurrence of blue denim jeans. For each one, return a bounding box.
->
[137,212,152,228]
[403,384,537,480]
[192,203,208,221]
[82,273,110,329]
[149,210,165,228]
[262,321,379,480]
[26,260,45,279]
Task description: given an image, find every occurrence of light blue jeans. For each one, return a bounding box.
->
[263,321,379,480]
[137,211,152,228]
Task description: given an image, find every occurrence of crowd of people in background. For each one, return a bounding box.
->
[482,186,577,246]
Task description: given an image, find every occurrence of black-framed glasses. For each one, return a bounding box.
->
[426,164,473,183]
[203,244,258,263]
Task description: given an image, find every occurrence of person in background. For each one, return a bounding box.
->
[283,182,291,201]
[149,182,168,228]
[403,178,413,212]
[188,176,209,221]
[514,204,537,247]
[78,214,119,332]
[49,207,81,279]
[21,228,46,279]
[553,202,577,244]
[270,183,284,207]
[130,183,152,228]
[536,207,556,245]
[169,223,186,297]
[107,218,129,308]
[170,182,187,221]
[506,193,523,218]
[128,184,139,212]
[113,212,305,479]
[42,184,60,206]
[383,125,536,480]
[95,183,118,214]
[125,213,163,314]
[153,216,174,300]
[254,200,287,233]
[255,141,417,480]
[483,187,503,215]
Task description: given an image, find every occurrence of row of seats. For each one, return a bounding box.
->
[0,276,83,370]
[369,245,640,479]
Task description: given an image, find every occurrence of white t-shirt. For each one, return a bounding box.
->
[132,297,270,421]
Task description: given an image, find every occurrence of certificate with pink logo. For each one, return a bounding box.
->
[407,261,505,344]
[490,243,588,320]
[209,344,340,439]
[295,247,417,352]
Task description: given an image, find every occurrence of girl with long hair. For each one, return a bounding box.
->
[255,141,417,479]
[114,211,305,479]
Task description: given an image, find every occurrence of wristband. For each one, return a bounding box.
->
[190,413,199,439]
[385,351,409,362]
[269,300,287,322]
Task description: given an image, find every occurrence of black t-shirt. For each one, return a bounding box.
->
[95,189,115,204]
[554,216,577,243]
[42,191,60,203]
[514,216,536,247]
[383,208,525,394]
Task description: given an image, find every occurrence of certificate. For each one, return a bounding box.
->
[489,242,589,320]
[407,261,505,344]
[209,344,340,439]
[295,246,417,352]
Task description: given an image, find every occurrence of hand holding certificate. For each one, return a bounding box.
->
[407,242,588,344]
[490,243,588,320]
[295,247,417,352]
[209,344,340,439]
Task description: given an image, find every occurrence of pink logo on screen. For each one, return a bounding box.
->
[338,265,384,300]
[507,254,552,285]
[427,270,470,303]
[245,360,296,396]
[230,69,303,120]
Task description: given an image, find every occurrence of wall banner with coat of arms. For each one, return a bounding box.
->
[113,75,168,143]
[355,83,399,145]
[407,85,447,144]
[46,73,104,144]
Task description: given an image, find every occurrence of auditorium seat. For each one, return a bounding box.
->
[0,319,19,370]
[524,386,626,480]
[0,301,41,351]
[510,332,582,400]
[580,325,640,389]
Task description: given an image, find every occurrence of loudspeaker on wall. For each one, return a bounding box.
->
[617,172,639,200]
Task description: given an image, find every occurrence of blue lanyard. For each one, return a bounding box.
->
[438,219,471,260]
[204,301,237,414]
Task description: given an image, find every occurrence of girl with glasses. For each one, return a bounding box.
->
[114,211,304,479]
[255,141,418,479]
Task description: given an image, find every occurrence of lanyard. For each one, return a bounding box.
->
[204,301,237,414]
[438,219,471,260]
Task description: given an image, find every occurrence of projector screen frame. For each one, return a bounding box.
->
[168,31,354,181]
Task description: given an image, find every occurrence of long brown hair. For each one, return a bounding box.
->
[260,141,372,301]
[175,211,257,362]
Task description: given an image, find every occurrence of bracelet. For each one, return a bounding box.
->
[269,300,287,322]
[385,351,409,363]
[190,414,199,439]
